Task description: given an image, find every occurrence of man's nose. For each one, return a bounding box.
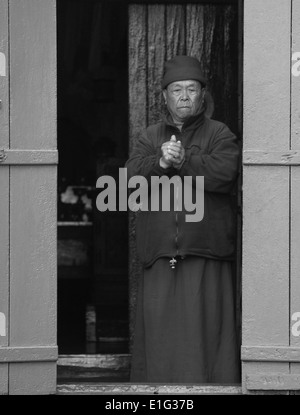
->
[180,90,189,100]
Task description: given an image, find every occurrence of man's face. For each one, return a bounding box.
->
[163,80,205,124]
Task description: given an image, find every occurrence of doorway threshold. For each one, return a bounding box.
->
[57,354,242,394]
[57,354,131,383]
[56,382,242,395]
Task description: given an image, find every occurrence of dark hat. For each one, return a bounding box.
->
[161,55,207,89]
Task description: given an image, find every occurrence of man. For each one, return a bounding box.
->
[125,55,240,383]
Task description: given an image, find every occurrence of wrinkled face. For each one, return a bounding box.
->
[163,80,205,124]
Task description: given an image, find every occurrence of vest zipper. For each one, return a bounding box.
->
[170,179,180,269]
[175,129,184,257]
[175,177,179,257]
[171,129,182,267]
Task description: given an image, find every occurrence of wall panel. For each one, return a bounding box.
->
[0,0,9,395]
[291,0,300,381]
[242,0,292,393]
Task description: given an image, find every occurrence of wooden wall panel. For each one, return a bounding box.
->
[9,0,56,150]
[9,166,57,347]
[243,0,291,151]
[166,5,186,59]
[9,362,56,395]
[128,4,147,349]
[9,166,57,394]
[0,167,8,394]
[291,171,300,379]
[129,4,147,152]
[242,166,290,394]
[186,5,205,63]
[223,5,238,130]
[0,0,9,395]
[243,0,291,393]
[147,5,166,125]
[202,5,217,74]
[243,167,290,345]
[291,0,300,379]
[186,4,238,133]
[7,0,57,394]
[0,0,9,145]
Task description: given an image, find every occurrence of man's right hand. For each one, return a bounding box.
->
[160,135,184,169]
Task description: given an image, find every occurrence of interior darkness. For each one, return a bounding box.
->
[57,0,129,354]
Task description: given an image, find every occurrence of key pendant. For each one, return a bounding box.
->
[169,257,177,269]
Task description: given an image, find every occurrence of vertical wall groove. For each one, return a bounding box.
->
[289,0,293,359]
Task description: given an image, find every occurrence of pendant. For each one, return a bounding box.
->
[169,257,177,269]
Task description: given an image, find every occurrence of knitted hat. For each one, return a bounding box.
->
[161,55,207,89]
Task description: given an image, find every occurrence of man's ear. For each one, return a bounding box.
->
[163,89,167,103]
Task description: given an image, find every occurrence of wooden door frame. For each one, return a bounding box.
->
[57,0,244,395]
[57,0,300,395]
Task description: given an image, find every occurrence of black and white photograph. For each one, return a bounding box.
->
[0,0,300,398]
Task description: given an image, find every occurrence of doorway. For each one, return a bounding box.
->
[56,0,242,386]
[56,0,130,381]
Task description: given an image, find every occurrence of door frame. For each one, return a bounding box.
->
[57,0,244,394]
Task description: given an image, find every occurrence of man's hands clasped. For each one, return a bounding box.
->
[160,135,185,170]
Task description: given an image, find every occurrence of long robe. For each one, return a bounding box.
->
[130,256,241,384]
